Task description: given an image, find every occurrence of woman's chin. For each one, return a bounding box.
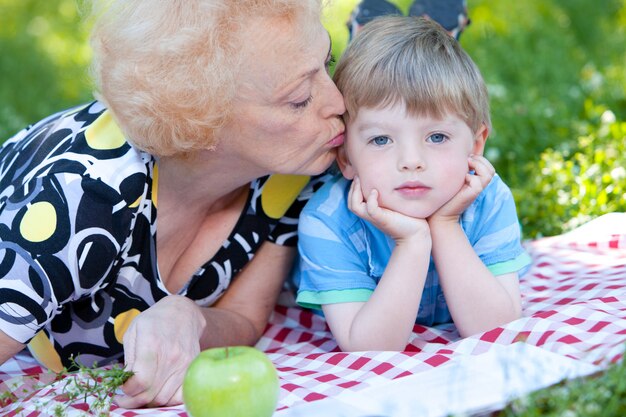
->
[290,153,337,176]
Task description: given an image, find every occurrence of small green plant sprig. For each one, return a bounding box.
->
[53,356,134,415]
[497,356,626,417]
[0,389,19,408]
[1,355,133,417]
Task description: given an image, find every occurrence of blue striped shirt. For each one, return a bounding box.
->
[294,174,531,326]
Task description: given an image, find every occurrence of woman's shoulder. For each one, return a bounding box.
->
[247,171,344,219]
[0,101,152,209]
[2,101,146,162]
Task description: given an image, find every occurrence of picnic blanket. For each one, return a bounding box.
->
[2,213,625,416]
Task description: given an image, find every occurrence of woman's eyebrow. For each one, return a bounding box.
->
[278,33,333,99]
[299,32,332,79]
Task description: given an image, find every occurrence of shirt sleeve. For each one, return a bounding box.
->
[294,181,379,310]
[0,173,131,344]
[463,175,531,277]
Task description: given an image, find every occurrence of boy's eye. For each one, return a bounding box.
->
[428,133,448,143]
[370,135,391,146]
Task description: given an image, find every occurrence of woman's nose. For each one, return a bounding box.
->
[321,76,346,118]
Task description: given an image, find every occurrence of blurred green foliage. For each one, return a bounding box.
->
[462,0,626,181]
[461,0,626,237]
[1,0,625,237]
[517,109,626,237]
[0,0,92,139]
[324,0,626,238]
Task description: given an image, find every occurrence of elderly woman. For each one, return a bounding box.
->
[0,0,344,408]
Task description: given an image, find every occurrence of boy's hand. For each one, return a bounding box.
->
[348,176,430,243]
[429,155,495,224]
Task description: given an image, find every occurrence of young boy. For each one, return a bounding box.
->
[294,16,531,352]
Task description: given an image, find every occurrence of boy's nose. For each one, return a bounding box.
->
[399,150,425,171]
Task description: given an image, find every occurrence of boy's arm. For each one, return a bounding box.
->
[323,234,430,351]
[322,178,431,352]
[429,220,522,337]
[428,156,522,337]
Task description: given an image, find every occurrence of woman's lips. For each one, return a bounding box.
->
[327,132,345,147]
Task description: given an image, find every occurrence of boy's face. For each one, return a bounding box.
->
[338,103,487,219]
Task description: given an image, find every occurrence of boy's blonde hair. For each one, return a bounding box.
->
[87,0,321,157]
[333,15,490,133]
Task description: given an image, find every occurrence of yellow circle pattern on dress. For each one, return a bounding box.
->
[28,331,64,373]
[20,201,57,242]
[261,175,310,219]
[114,308,141,343]
[129,195,142,208]
[151,163,159,208]
[84,111,126,150]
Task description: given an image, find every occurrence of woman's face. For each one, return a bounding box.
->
[217,15,346,177]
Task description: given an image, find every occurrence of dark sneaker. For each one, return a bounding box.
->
[347,0,402,40]
[409,0,470,39]
[347,0,470,41]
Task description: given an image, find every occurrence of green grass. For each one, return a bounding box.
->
[0,0,93,139]
[497,355,626,417]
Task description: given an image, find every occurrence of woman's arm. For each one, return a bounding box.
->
[0,329,25,367]
[116,241,293,408]
[205,241,297,346]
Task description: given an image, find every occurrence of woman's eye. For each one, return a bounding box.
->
[428,133,448,143]
[371,136,390,146]
[291,96,313,110]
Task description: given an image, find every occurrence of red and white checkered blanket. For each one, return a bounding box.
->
[2,214,625,416]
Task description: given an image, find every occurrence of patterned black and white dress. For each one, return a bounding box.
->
[0,101,322,371]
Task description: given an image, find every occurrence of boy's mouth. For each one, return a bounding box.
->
[395,181,431,196]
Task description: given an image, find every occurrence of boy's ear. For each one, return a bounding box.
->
[472,123,489,156]
[336,146,356,179]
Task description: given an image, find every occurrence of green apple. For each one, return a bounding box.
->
[182,346,279,417]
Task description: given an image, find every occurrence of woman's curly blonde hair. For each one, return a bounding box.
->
[88,0,321,157]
